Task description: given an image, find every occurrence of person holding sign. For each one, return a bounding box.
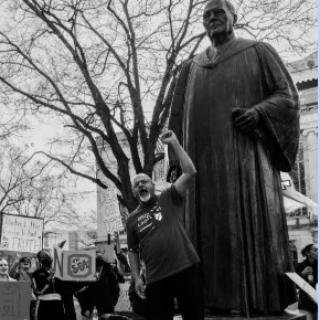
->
[10,256,33,281]
[126,130,203,320]
[32,250,65,320]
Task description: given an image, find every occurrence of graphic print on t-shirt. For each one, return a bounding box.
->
[150,204,163,221]
[137,212,154,237]
[136,204,163,238]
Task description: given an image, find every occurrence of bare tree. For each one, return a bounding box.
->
[0,142,94,228]
[0,0,316,212]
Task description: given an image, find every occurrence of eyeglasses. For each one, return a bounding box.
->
[203,9,226,21]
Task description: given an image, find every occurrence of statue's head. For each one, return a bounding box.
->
[203,0,237,42]
[132,173,155,204]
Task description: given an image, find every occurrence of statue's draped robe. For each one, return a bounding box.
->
[169,39,300,314]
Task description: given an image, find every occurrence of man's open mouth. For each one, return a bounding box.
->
[139,189,150,202]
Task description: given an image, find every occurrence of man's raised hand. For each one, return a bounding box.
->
[160,130,178,145]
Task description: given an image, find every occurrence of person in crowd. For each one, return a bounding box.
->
[76,254,120,319]
[9,256,37,320]
[115,246,131,274]
[127,129,203,320]
[296,244,318,320]
[32,250,65,320]
[112,258,126,284]
[0,257,16,281]
[10,256,32,281]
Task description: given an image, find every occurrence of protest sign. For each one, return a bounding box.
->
[286,272,317,303]
[53,247,96,281]
[0,281,31,320]
[97,187,123,239]
[0,214,43,253]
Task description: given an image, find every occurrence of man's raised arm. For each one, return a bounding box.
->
[160,130,196,196]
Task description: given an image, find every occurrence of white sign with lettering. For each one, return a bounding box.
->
[0,214,44,253]
[53,247,96,281]
[98,188,123,238]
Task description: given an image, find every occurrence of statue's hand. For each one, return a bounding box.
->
[232,107,259,133]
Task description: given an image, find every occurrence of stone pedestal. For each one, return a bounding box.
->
[205,314,306,320]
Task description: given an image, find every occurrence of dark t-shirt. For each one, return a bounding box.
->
[32,268,55,295]
[126,185,199,284]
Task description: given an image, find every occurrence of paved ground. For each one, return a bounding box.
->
[74,300,303,320]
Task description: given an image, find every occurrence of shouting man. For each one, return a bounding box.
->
[127,130,203,320]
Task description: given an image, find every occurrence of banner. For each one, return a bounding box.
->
[53,247,96,281]
[0,214,44,253]
[98,188,123,239]
[0,281,31,320]
[281,172,317,219]
[286,272,317,303]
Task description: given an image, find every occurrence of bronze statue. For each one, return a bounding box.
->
[168,0,300,316]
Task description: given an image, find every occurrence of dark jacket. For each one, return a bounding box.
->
[296,259,317,312]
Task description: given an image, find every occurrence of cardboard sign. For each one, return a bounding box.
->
[286,272,317,303]
[98,188,123,239]
[0,214,43,253]
[281,172,317,218]
[53,247,96,281]
[0,281,31,320]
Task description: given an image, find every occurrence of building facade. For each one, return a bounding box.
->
[286,52,318,261]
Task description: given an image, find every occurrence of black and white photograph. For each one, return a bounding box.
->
[0,1,317,319]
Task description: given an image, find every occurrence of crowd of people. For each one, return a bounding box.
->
[0,250,135,320]
[0,1,317,319]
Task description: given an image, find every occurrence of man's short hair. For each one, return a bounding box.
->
[225,0,236,15]
[131,173,152,185]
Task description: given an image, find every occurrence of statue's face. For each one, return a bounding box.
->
[203,0,234,40]
[132,173,155,203]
